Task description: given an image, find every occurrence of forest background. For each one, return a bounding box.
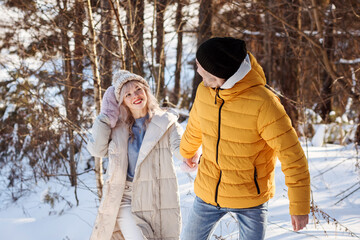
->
[0,0,359,238]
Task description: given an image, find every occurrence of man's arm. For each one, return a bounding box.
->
[258,95,310,224]
[180,97,203,159]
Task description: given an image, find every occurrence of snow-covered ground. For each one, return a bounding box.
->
[1,139,359,239]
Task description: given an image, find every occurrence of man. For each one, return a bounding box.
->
[180,37,310,240]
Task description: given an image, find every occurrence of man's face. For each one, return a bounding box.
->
[196,60,225,88]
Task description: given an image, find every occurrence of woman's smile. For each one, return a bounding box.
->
[133,98,143,105]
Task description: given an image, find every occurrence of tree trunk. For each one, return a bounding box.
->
[62,0,86,188]
[155,0,168,101]
[73,0,85,119]
[126,0,144,75]
[173,0,184,105]
[190,0,213,106]
[263,0,273,86]
[133,0,144,76]
[86,0,102,114]
[111,0,128,69]
[100,0,114,90]
[86,0,103,198]
[319,4,335,123]
[310,0,337,123]
[356,112,360,144]
[278,0,301,133]
[58,0,78,187]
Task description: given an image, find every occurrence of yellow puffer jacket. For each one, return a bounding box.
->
[180,53,310,215]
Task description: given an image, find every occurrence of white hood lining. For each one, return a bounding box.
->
[220,54,251,90]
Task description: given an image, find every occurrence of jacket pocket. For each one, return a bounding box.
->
[254,167,260,194]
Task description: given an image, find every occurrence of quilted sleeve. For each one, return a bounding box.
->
[180,95,203,159]
[169,121,184,161]
[87,114,112,158]
[257,95,310,215]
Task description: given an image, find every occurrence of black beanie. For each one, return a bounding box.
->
[196,37,247,80]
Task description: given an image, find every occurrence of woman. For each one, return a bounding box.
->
[87,70,185,240]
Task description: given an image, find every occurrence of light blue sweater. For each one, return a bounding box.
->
[127,115,147,181]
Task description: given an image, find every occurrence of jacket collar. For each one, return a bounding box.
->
[135,109,178,169]
[208,52,266,102]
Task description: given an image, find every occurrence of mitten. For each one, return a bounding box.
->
[100,86,120,128]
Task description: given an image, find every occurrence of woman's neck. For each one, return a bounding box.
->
[131,108,147,119]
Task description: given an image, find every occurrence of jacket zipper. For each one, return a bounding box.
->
[254,167,260,194]
[214,88,224,209]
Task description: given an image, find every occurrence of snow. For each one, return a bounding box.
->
[311,124,326,147]
[339,58,360,64]
[2,103,16,121]
[1,136,360,239]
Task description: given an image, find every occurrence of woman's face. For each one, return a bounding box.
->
[123,81,148,118]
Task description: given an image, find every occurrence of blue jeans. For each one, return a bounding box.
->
[182,196,268,240]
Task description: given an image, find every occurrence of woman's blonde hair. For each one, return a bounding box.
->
[118,80,161,137]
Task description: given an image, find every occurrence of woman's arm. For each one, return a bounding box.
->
[87,114,112,158]
[87,86,120,158]
[169,121,184,161]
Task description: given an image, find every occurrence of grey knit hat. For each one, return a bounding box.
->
[196,37,247,80]
[112,70,149,102]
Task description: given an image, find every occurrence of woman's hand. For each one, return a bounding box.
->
[180,151,200,172]
[101,86,120,128]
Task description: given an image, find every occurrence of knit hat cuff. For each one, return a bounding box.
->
[112,70,149,102]
[196,51,233,79]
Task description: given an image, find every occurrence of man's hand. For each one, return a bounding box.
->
[185,151,199,168]
[291,215,309,232]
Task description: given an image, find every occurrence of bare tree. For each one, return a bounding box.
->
[172,0,186,105]
[126,0,145,75]
[191,0,213,105]
[155,0,169,101]
[278,0,302,132]
[263,0,274,85]
[73,0,85,117]
[312,1,336,123]
[57,0,78,187]
[86,0,103,198]
[100,0,115,90]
